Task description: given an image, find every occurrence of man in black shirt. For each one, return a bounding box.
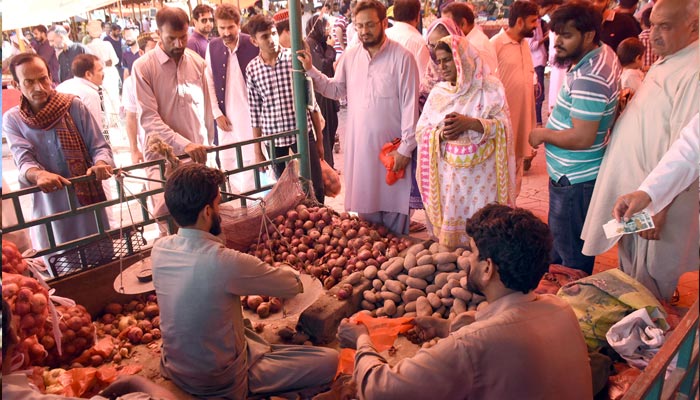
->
[49,26,90,82]
[103,24,124,83]
[591,0,641,51]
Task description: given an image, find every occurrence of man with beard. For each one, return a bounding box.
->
[205,4,259,193]
[31,25,60,84]
[133,6,214,234]
[297,0,419,234]
[3,53,113,265]
[49,26,90,83]
[103,24,125,84]
[581,0,699,302]
[187,4,214,59]
[151,163,338,399]
[528,2,620,274]
[338,204,592,399]
[490,1,539,196]
[121,28,141,81]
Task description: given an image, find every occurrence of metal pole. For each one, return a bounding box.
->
[289,0,312,182]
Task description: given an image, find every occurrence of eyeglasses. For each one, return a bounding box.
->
[354,21,380,31]
[200,17,214,23]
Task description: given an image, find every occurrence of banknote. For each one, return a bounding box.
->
[603,211,655,239]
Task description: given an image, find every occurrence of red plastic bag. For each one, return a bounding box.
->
[321,160,341,197]
[379,138,405,185]
[336,313,414,376]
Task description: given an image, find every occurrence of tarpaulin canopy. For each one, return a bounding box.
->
[3,0,117,31]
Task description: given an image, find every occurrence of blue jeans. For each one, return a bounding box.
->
[548,176,596,274]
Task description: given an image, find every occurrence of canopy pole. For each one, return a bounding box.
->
[289,0,312,183]
[118,0,124,19]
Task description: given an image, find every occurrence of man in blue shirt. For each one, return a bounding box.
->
[528,2,620,274]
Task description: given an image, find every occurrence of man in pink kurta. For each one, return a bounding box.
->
[299,0,419,234]
[491,1,539,195]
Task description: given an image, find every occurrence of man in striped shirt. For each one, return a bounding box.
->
[528,2,620,274]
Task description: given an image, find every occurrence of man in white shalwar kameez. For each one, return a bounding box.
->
[581,0,700,301]
[298,0,420,234]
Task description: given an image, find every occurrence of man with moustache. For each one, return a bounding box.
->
[298,0,420,234]
[133,6,214,233]
[205,3,259,193]
[582,0,699,301]
[337,204,592,399]
[151,163,338,399]
[187,4,214,59]
[31,25,60,84]
[490,0,539,196]
[3,53,113,264]
[529,2,620,274]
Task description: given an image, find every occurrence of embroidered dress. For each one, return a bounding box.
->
[416,36,515,248]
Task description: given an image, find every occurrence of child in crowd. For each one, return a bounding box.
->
[616,37,645,108]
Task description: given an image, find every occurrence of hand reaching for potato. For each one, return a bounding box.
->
[413,316,450,341]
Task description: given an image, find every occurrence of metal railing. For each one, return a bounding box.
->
[622,298,699,400]
[1,131,305,278]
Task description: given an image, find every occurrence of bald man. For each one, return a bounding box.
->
[582,0,699,301]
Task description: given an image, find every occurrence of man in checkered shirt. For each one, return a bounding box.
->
[246,14,325,203]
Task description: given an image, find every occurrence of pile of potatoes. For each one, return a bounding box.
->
[359,242,488,319]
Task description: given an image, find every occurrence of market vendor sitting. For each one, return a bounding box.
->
[338,204,593,399]
[151,163,338,399]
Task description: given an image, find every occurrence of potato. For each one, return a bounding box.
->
[383,299,397,316]
[425,284,439,294]
[361,300,376,311]
[363,290,378,303]
[372,279,383,291]
[404,301,417,312]
[416,255,433,266]
[436,263,456,272]
[433,252,458,264]
[384,280,404,295]
[428,242,440,254]
[396,274,409,284]
[441,297,454,307]
[385,259,405,277]
[377,270,390,282]
[269,298,283,313]
[363,265,378,280]
[406,243,425,256]
[395,304,405,317]
[404,253,417,270]
[404,312,417,318]
[345,271,363,285]
[415,249,431,259]
[402,288,425,303]
[416,297,432,317]
[406,277,428,290]
[427,293,441,309]
[380,291,401,303]
[452,298,467,315]
[457,256,470,271]
[408,264,435,279]
[434,272,449,287]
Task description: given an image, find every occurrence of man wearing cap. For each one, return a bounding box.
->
[205,4,259,192]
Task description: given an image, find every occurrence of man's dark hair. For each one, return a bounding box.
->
[71,54,100,78]
[276,19,290,34]
[393,0,421,23]
[32,25,48,34]
[192,4,214,20]
[435,40,451,54]
[9,52,50,82]
[616,37,645,65]
[137,33,155,50]
[640,7,652,29]
[618,0,639,8]
[443,2,475,26]
[3,300,16,360]
[111,23,122,32]
[508,1,539,28]
[465,204,553,294]
[215,3,242,24]
[550,1,602,44]
[156,7,190,30]
[164,164,225,227]
[246,14,276,37]
[340,1,352,15]
[354,0,387,21]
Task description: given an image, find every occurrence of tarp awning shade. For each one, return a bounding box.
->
[3,0,117,31]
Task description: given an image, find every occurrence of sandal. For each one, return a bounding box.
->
[409,221,426,233]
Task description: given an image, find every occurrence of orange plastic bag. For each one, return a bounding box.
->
[379,138,406,185]
[321,160,341,197]
[336,313,414,377]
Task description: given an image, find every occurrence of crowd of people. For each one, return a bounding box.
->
[1,0,698,398]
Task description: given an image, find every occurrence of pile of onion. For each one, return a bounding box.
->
[247,204,413,289]
[2,272,50,367]
[2,240,29,275]
[40,304,95,368]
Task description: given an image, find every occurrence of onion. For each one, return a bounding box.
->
[309,230,321,241]
[143,304,160,318]
[127,327,144,344]
[316,220,327,230]
[318,234,330,244]
[118,316,137,331]
[298,208,310,220]
[303,220,315,230]
[346,228,357,239]
[357,250,372,261]
[286,210,299,221]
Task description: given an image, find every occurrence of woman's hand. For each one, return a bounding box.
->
[442,112,475,140]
